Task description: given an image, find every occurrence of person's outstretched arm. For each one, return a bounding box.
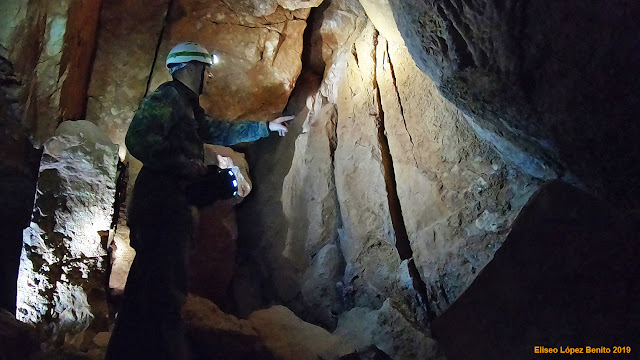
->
[198,113,293,146]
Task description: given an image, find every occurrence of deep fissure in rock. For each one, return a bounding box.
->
[371,32,433,322]
[144,0,174,97]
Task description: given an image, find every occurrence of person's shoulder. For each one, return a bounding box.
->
[146,81,181,103]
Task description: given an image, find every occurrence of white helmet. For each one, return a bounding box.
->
[166,42,214,74]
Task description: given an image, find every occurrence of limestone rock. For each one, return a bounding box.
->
[149,0,308,122]
[218,0,320,17]
[373,35,538,314]
[248,305,355,360]
[1,0,102,145]
[384,0,640,207]
[282,100,339,265]
[16,120,118,336]
[86,0,170,160]
[432,181,640,359]
[335,300,442,360]
[333,22,400,310]
[107,226,135,294]
[335,300,441,360]
[357,0,404,45]
[182,295,272,359]
[300,243,344,329]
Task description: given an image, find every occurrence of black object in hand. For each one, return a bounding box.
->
[186,165,238,207]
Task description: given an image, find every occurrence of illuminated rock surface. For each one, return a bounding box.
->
[16,120,118,336]
[0,0,102,145]
[248,304,354,360]
[238,0,538,340]
[385,0,640,207]
[149,0,310,122]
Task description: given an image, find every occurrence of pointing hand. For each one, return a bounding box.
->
[268,115,294,136]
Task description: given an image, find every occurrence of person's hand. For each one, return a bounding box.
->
[268,115,294,136]
[182,159,207,178]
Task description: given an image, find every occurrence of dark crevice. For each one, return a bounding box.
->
[373,33,435,324]
[372,32,411,260]
[145,0,174,97]
[437,2,475,70]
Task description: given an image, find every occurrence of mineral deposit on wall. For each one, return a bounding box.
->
[16,121,118,336]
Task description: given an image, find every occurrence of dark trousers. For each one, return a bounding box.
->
[106,168,192,360]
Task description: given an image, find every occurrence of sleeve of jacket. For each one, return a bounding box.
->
[125,86,188,171]
[198,115,270,147]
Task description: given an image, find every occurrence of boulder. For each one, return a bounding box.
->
[248,305,354,360]
[334,299,443,360]
[182,295,272,359]
[16,120,118,336]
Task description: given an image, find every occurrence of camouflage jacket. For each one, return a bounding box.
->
[125,80,269,172]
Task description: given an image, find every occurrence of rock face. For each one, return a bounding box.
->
[86,0,170,160]
[0,0,102,146]
[149,0,312,122]
[16,121,118,336]
[183,295,272,360]
[384,0,640,208]
[432,181,640,359]
[0,50,40,312]
[237,3,538,358]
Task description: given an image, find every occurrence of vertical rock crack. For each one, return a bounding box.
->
[372,31,435,321]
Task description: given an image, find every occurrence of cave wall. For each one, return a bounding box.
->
[384,0,640,208]
[237,0,539,344]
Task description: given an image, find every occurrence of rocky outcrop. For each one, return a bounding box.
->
[432,181,640,359]
[383,0,640,208]
[16,121,118,337]
[238,0,538,350]
[148,0,313,122]
[184,294,358,360]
